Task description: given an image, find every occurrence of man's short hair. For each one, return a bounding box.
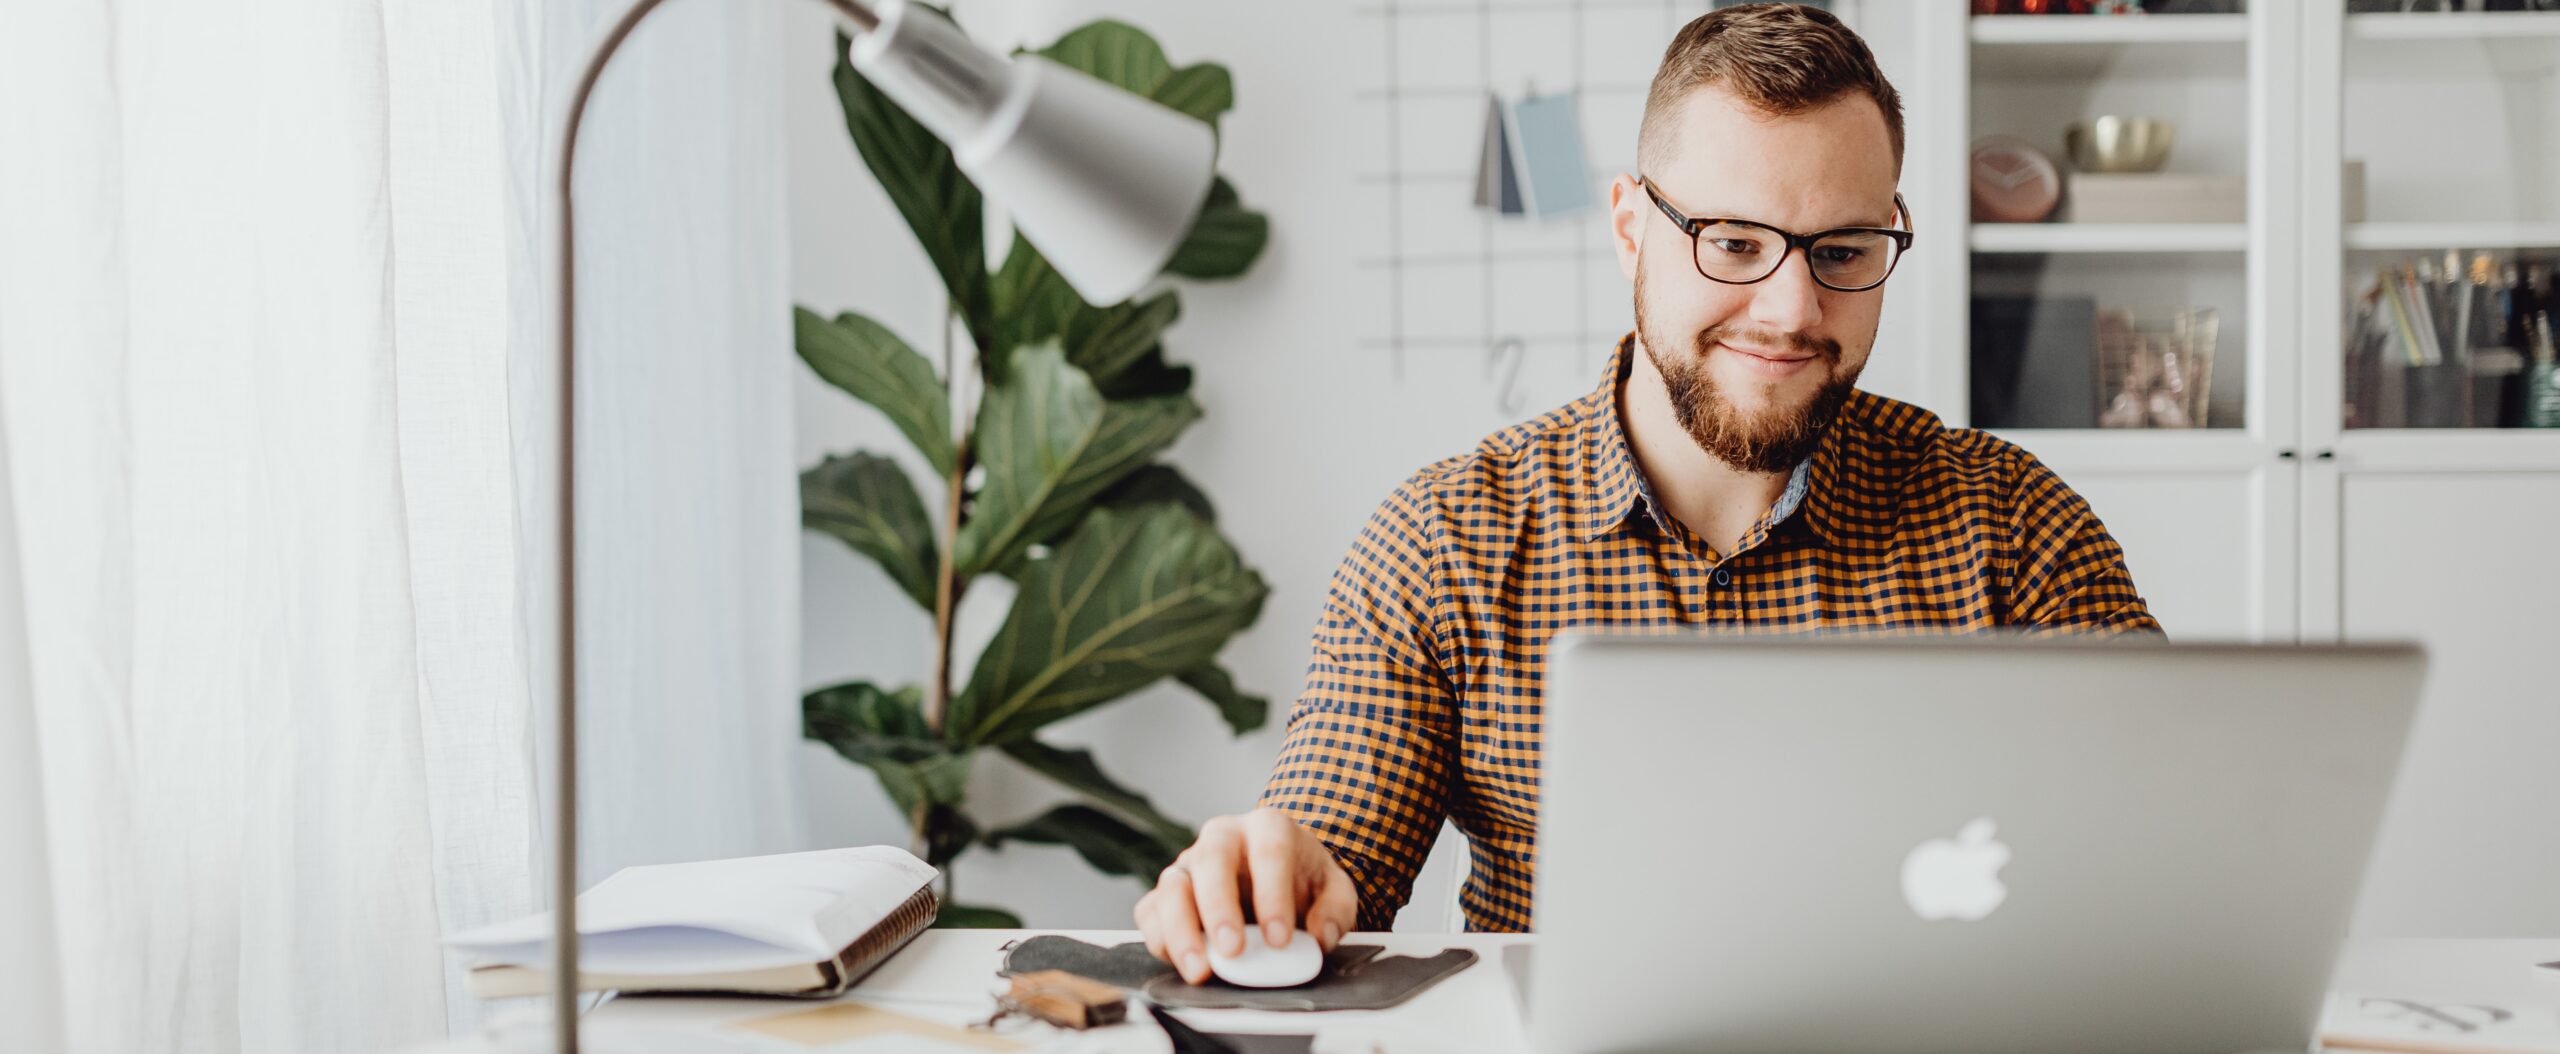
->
[1637,2,1905,178]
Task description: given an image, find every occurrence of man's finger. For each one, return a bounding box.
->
[1153,866,1212,984]
[1309,863,1360,953]
[1243,811,1302,949]
[1186,824,1249,958]
[1135,890,1166,963]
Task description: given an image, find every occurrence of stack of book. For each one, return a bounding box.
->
[445,846,940,998]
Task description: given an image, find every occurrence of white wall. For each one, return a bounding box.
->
[785,0,1927,928]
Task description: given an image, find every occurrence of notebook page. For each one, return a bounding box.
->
[447,845,936,975]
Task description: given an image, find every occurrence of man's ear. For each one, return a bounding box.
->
[1607,173,1644,282]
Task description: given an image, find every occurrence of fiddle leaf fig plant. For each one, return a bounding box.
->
[799,12,1271,928]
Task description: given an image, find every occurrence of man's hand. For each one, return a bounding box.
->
[1134,807,1361,984]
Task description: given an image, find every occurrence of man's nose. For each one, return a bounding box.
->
[1748,249,1826,334]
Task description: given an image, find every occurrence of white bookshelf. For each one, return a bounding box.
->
[2343,12,2560,76]
[1967,13,2247,79]
[1971,223,2249,254]
[2345,11,2560,41]
[1969,12,2248,44]
[2343,222,2560,252]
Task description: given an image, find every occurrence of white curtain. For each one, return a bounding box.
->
[0,0,803,1049]
[0,345,65,1054]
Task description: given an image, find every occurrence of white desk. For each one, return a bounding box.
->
[585,929,1528,1053]
[577,931,2560,1053]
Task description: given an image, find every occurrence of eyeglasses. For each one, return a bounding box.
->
[1639,177,1914,293]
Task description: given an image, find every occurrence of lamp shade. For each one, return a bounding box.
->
[849,0,1217,306]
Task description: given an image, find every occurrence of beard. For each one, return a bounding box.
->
[1632,257,1862,475]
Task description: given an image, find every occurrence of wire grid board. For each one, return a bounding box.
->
[1352,0,1719,415]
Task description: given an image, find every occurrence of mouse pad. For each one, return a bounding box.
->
[998,936,1476,1011]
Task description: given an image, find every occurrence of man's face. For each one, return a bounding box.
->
[1609,85,1901,474]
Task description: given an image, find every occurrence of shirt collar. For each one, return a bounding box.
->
[1576,332,1838,545]
[1573,335,1650,540]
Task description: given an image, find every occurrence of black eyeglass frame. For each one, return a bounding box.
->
[1639,176,1915,293]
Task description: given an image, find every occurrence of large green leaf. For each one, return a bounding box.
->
[934,903,1024,929]
[1000,739,1191,847]
[949,503,1267,744]
[1151,64,1235,125]
[987,238,1181,388]
[793,308,953,476]
[954,344,1199,576]
[1164,177,1268,281]
[802,682,972,818]
[980,464,1210,586]
[1094,464,1215,523]
[1064,290,1181,387]
[1096,347,1194,401]
[987,233,1080,381]
[801,453,939,611]
[1038,21,1174,96]
[1038,21,1231,123]
[1176,665,1268,736]
[830,26,993,352]
[985,804,1181,880]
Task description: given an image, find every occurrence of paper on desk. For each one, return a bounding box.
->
[732,1002,1023,1051]
[445,846,936,975]
[2322,992,2560,1053]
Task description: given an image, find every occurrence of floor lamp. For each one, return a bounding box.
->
[549,1,1216,1048]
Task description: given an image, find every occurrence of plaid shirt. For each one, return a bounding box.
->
[1258,334,2160,933]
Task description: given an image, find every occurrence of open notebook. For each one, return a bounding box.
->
[446,846,940,999]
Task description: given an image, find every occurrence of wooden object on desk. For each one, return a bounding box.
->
[1001,969,1127,1029]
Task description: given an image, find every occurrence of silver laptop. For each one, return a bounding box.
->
[1527,633,2425,1054]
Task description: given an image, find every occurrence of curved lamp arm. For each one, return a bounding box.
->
[545,2,1212,1049]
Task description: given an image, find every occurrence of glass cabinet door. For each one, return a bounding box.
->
[1964,3,2255,433]
[2330,2,2560,432]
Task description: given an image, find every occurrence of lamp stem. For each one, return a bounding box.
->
[551,1,878,1050]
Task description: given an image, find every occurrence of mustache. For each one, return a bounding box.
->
[1691,325,1841,363]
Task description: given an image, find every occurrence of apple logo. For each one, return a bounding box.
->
[1901,817,2011,922]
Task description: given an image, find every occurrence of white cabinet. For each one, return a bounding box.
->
[1910,1,2560,936]
[2329,471,2560,936]
[2306,7,2560,937]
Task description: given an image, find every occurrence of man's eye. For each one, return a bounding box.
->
[1816,246,1868,264]
[1708,239,1761,255]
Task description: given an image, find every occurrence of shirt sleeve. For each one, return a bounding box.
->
[1256,476,1462,932]
[2003,452,2166,636]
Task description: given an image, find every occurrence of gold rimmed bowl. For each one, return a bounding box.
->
[2065,116,2176,173]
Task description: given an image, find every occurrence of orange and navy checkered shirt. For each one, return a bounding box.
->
[1258,333,2160,933]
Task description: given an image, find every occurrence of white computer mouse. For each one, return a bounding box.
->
[1206,926,1323,988]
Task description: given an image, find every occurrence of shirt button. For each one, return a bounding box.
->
[1711,568,1734,587]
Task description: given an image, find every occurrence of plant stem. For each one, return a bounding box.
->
[916,299,970,860]
[907,800,930,863]
[927,298,968,736]
[926,460,966,737]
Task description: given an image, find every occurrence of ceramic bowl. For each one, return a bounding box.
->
[2064,116,2175,173]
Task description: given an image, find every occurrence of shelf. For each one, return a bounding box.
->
[2344,222,2560,252]
[1969,14,2248,80]
[2343,14,2560,77]
[2346,12,2560,42]
[1970,15,2248,46]
[1971,223,2248,254]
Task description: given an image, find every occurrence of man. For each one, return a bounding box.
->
[1134,3,2160,983]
